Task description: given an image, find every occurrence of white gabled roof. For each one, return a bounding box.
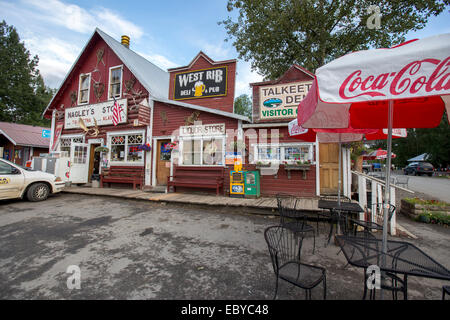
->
[43,28,169,117]
[43,28,249,123]
[96,28,169,100]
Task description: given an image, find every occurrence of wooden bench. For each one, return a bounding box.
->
[167,166,224,196]
[100,166,144,190]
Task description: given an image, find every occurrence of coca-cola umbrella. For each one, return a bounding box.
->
[289,118,379,233]
[364,148,397,160]
[298,33,450,284]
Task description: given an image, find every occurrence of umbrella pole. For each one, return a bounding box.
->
[381,100,394,299]
[337,134,342,234]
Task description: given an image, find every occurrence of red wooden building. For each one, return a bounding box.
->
[43,28,342,197]
[43,28,248,192]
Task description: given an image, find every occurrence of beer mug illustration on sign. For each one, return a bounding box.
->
[194,81,206,97]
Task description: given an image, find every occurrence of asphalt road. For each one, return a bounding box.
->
[392,173,450,203]
[0,193,449,300]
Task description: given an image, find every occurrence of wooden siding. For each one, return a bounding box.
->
[152,101,239,137]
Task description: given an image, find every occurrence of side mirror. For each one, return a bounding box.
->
[11,167,21,175]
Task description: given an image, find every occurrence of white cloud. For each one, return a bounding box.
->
[235,60,264,97]
[194,39,232,61]
[22,0,144,40]
[23,36,80,88]
[137,52,179,71]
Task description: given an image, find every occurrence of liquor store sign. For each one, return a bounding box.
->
[179,123,225,137]
[259,81,312,120]
[64,99,128,129]
[173,67,227,100]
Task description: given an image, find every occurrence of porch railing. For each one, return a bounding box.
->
[351,170,415,236]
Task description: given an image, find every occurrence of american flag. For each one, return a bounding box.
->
[112,96,123,126]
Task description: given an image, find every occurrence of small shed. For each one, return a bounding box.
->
[0,122,50,165]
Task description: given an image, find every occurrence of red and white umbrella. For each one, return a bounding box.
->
[363,148,397,160]
[297,33,450,273]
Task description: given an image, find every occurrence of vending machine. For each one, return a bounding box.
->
[244,171,260,198]
[229,158,245,198]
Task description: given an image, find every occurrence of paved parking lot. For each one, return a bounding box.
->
[0,193,448,300]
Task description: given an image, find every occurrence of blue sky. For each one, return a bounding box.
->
[1,0,449,98]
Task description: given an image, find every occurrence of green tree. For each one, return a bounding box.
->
[373,112,449,169]
[0,20,52,126]
[220,0,449,79]
[234,93,253,119]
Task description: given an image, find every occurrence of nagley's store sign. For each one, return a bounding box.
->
[173,67,227,100]
[259,81,313,120]
[179,123,225,137]
[64,99,128,129]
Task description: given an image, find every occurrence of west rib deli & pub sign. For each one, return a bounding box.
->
[173,66,227,100]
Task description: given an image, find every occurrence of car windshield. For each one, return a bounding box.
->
[1,159,35,171]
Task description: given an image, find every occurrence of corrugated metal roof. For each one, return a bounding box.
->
[152,97,250,122]
[0,122,50,148]
[43,28,249,123]
[96,28,170,100]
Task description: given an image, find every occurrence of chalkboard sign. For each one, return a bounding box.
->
[173,66,227,100]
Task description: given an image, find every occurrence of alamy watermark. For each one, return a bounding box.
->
[366,5,381,30]
[366,265,381,290]
[66,265,81,290]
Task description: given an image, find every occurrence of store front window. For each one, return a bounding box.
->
[108,131,144,164]
[180,137,224,166]
[60,136,84,157]
[254,143,314,163]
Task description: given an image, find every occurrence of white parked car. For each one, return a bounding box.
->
[0,158,65,201]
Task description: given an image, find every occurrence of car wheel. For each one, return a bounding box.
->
[27,183,50,202]
[428,173,433,177]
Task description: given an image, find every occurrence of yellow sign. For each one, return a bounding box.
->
[259,81,313,120]
[0,177,10,184]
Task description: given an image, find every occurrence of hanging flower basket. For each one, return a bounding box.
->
[137,143,152,152]
[166,142,178,151]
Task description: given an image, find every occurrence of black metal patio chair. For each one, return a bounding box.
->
[319,194,353,244]
[347,204,406,300]
[442,285,450,300]
[264,225,327,300]
[276,193,316,254]
[350,203,396,237]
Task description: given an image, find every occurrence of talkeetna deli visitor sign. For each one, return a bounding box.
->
[173,67,228,100]
[64,99,128,129]
[259,81,312,120]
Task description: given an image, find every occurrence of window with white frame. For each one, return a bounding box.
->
[180,137,225,166]
[60,136,84,157]
[254,143,314,164]
[109,132,144,164]
[109,66,122,99]
[78,73,90,104]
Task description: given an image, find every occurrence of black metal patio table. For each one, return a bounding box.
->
[336,235,450,300]
[318,200,364,244]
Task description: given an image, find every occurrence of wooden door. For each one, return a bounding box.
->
[156,140,171,185]
[319,143,341,194]
[88,144,100,182]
